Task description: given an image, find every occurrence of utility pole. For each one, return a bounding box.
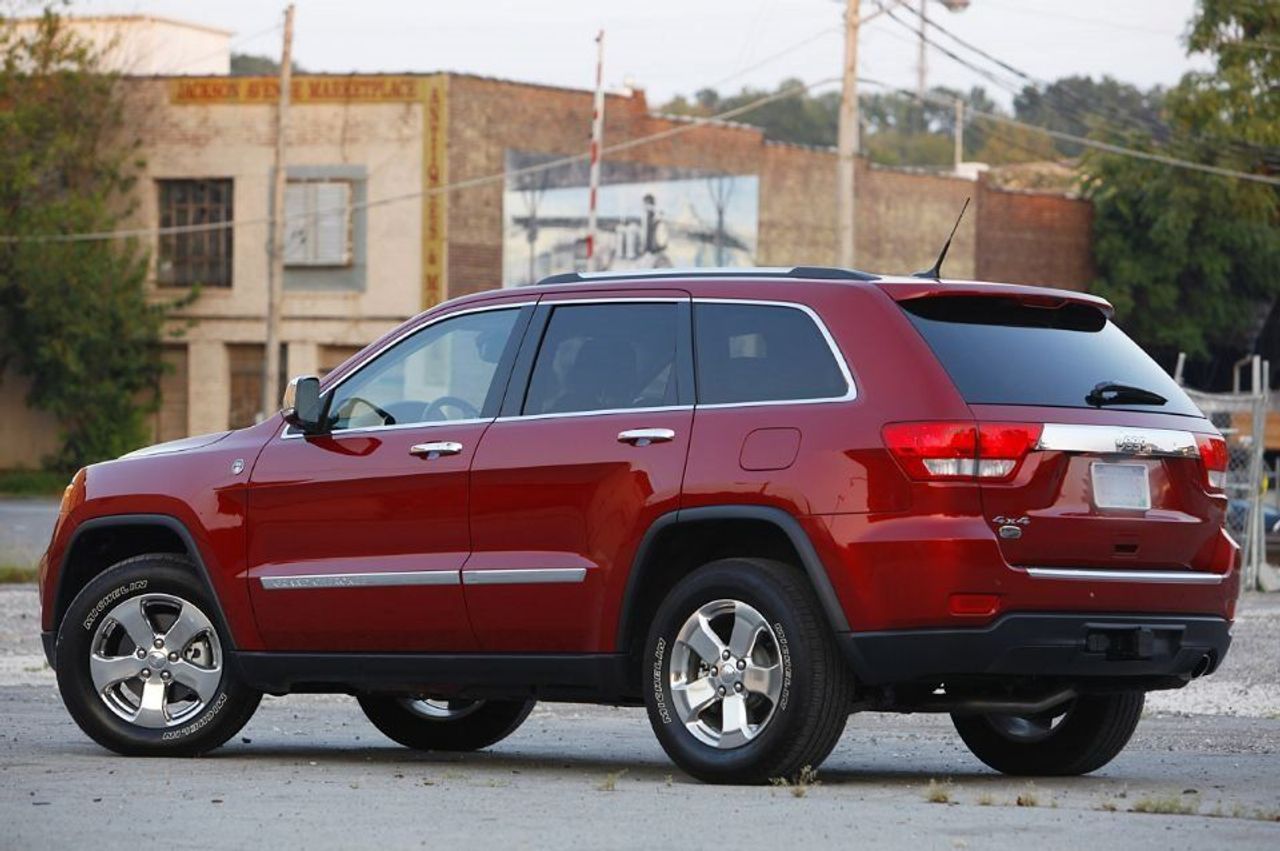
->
[836,0,859,268]
[586,30,605,272]
[953,96,964,172]
[916,1,927,103]
[262,3,295,421]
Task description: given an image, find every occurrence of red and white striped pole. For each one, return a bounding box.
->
[586,29,605,272]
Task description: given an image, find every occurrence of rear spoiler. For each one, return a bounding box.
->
[876,280,1115,319]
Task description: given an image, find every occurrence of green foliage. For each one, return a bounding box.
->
[1086,0,1280,361]
[662,79,840,148]
[0,7,186,470]
[230,52,304,76]
[0,468,69,496]
[1014,75,1166,157]
[661,80,1025,168]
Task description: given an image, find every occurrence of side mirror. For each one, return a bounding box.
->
[281,375,325,434]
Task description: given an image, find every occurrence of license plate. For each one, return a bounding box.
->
[1091,462,1151,510]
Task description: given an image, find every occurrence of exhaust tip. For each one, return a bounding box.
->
[1191,653,1214,678]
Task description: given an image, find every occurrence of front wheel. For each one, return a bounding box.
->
[358,695,535,752]
[951,691,1144,776]
[643,558,852,784]
[55,555,262,756]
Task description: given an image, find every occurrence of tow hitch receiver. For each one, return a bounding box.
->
[1084,624,1183,660]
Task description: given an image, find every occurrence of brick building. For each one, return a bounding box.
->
[0,70,1095,469]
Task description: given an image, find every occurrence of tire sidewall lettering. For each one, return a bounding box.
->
[160,692,227,741]
[82,579,149,631]
[773,621,792,713]
[652,636,672,724]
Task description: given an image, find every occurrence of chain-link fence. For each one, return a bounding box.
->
[1180,354,1274,591]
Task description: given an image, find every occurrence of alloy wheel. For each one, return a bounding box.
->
[668,599,784,749]
[88,593,222,729]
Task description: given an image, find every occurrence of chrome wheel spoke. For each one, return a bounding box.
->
[170,660,221,702]
[718,693,752,748]
[163,603,213,651]
[728,603,765,658]
[742,661,782,702]
[134,680,169,727]
[110,598,157,651]
[673,676,719,718]
[682,613,726,665]
[89,653,141,693]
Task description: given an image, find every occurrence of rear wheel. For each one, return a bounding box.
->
[643,558,852,784]
[951,691,1144,776]
[55,555,261,756]
[358,695,535,752]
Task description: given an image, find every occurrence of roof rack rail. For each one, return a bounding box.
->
[532,266,879,286]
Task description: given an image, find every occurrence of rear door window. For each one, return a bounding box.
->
[523,302,679,415]
[693,302,849,404]
[900,296,1201,416]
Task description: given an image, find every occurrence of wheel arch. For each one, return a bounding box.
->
[53,514,235,652]
[616,505,850,658]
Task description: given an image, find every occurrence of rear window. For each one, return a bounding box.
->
[694,303,849,404]
[901,296,1201,416]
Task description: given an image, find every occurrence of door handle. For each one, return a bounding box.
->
[617,428,676,446]
[409,441,464,458]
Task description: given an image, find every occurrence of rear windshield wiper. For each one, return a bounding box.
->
[1086,381,1168,408]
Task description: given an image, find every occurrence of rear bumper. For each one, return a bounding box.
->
[840,612,1231,688]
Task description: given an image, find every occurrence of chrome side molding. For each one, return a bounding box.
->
[260,571,461,590]
[1036,423,1199,458]
[462,568,588,586]
[1025,567,1225,585]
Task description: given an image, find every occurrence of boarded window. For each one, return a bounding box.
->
[157,179,233,287]
[284,180,352,267]
[228,344,287,429]
[153,345,189,443]
[319,345,362,378]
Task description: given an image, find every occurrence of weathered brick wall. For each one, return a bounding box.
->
[975,179,1095,290]
[444,77,1091,291]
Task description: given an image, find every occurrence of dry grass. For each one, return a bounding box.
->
[0,564,38,584]
[1130,794,1199,816]
[1016,785,1039,808]
[771,765,820,798]
[976,792,995,806]
[597,769,627,792]
[924,779,952,804]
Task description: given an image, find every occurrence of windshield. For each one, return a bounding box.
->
[901,295,1202,417]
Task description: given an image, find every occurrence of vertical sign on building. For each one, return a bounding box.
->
[421,75,448,309]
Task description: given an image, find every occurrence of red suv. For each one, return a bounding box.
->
[38,268,1236,784]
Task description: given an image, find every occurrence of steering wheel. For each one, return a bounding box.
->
[334,396,396,428]
[422,396,482,422]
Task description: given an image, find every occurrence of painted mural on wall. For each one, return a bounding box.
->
[502,150,759,286]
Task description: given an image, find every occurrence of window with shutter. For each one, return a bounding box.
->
[283,180,352,267]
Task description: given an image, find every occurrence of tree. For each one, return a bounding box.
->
[1085,0,1280,374]
[0,6,186,470]
[1014,75,1166,157]
[230,52,304,76]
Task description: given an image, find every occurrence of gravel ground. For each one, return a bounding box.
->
[2,585,1279,848]
[0,498,58,568]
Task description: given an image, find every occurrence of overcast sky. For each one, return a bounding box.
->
[64,0,1208,107]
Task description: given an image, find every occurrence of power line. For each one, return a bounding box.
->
[0,77,841,245]
[881,2,1273,165]
[859,76,1280,187]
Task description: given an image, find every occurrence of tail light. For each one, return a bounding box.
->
[883,421,1043,482]
[1195,434,1228,492]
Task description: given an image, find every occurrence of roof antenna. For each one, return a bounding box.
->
[913,196,970,280]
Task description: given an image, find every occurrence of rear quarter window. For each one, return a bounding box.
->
[694,302,849,404]
[900,295,1201,416]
